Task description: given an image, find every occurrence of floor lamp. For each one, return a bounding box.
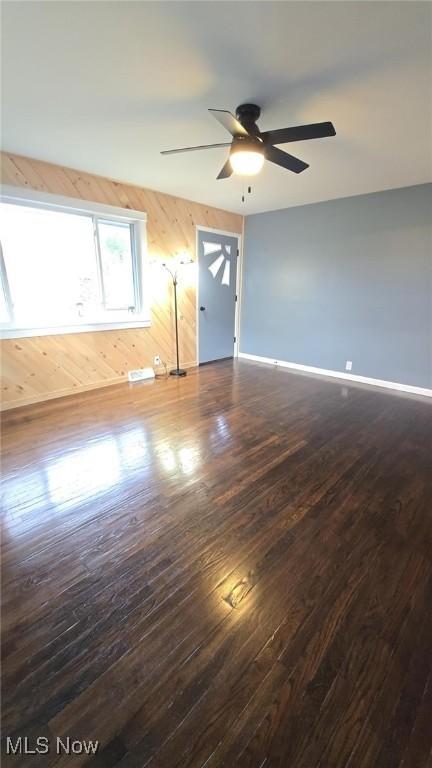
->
[162,257,193,377]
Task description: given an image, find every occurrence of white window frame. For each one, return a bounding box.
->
[0,186,149,339]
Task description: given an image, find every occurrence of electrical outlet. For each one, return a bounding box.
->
[153,355,161,366]
[345,360,353,371]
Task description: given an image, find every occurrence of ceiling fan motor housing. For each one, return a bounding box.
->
[235,103,261,135]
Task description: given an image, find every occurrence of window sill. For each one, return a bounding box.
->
[0,319,151,340]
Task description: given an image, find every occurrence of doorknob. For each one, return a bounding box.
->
[200,306,206,311]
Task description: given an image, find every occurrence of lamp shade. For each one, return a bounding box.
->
[229,148,264,176]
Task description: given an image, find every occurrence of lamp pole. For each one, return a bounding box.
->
[162,259,189,377]
[171,270,185,376]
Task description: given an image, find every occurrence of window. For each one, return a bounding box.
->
[0,190,148,338]
[97,220,136,310]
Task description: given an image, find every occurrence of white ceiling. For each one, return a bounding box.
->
[1,1,431,215]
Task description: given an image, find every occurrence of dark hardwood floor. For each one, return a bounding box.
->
[1,360,431,768]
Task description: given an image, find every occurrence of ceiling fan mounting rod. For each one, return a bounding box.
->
[235,103,261,134]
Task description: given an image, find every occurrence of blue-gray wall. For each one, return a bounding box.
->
[241,184,432,389]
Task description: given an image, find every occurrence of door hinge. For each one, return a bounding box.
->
[237,248,239,257]
[234,336,237,343]
[235,294,238,302]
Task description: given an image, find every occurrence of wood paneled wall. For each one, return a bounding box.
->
[0,153,242,410]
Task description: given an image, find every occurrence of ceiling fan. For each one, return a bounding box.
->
[161,104,336,179]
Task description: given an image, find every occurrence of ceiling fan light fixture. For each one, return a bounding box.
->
[229,148,264,176]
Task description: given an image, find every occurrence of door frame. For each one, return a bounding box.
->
[195,225,243,365]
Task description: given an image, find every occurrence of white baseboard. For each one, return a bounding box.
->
[238,352,432,399]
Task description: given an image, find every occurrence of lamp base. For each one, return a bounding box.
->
[169,368,187,377]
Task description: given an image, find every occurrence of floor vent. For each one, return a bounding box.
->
[127,368,155,382]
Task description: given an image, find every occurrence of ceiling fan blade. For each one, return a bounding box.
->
[216,158,233,180]
[261,122,336,146]
[209,109,249,137]
[161,142,231,155]
[265,145,309,174]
